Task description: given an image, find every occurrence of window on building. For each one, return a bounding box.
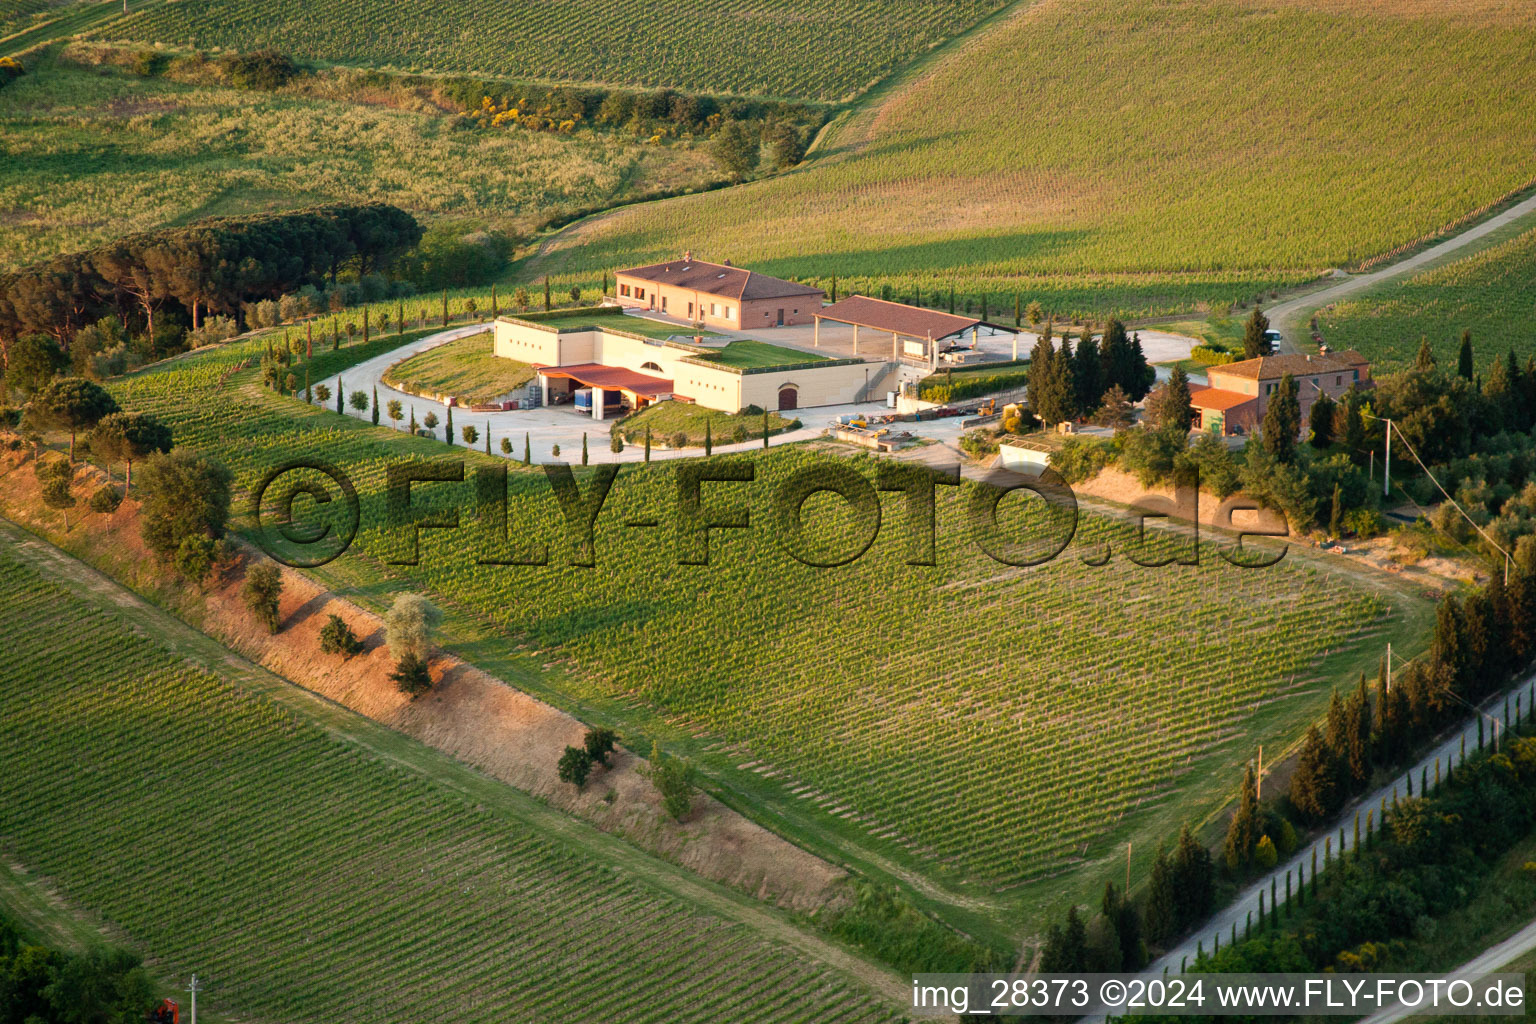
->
[710,302,719,316]
[661,296,667,311]
[1265,383,1276,396]
[1336,375,1342,386]
[1353,369,1359,381]
[619,284,630,297]
[726,306,735,321]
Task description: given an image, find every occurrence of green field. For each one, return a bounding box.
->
[0,545,899,1024]
[532,0,1536,317]
[102,332,1425,906]
[84,0,1008,101]
[383,332,535,404]
[1319,224,1536,376]
[609,316,725,340]
[0,51,717,268]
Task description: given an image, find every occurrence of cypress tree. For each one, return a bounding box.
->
[1242,307,1270,359]
[1171,822,1213,927]
[445,404,453,444]
[830,274,837,302]
[948,282,955,314]
[582,431,589,465]
[336,377,343,414]
[704,420,713,455]
[1290,725,1338,824]
[524,432,531,465]
[485,429,491,455]
[363,307,370,345]
[1223,762,1260,870]
[397,299,404,336]
[762,408,770,447]
[332,317,340,350]
[491,284,499,318]
[304,366,311,403]
[371,386,379,425]
[1261,373,1301,464]
[1014,292,1022,328]
[1128,334,1155,401]
[1143,843,1177,945]
[1072,331,1104,413]
[1457,329,1474,380]
[645,426,652,462]
[442,288,449,327]
[544,276,552,311]
[1414,336,1437,372]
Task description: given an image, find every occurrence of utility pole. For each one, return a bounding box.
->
[1383,417,1392,499]
[1387,643,1392,692]
[189,974,201,1024]
[1256,745,1262,800]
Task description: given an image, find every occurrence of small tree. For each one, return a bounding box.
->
[89,410,171,492]
[314,383,331,404]
[242,562,283,633]
[1025,300,1044,329]
[89,485,122,514]
[1242,307,1271,359]
[137,449,232,561]
[390,652,432,696]
[423,411,439,432]
[174,533,218,589]
[35,455,75,530]
[385,593,441,662]
[568,286,582,305]
[610,432,623,456]
[524,432,531,465]
[386,399,403,427]
[349,390,369,412]
[1261,374,1301,464]
[643,742,697,821]
[514,286,530,311]
[319,614,365,658]
[500,436,513,455]
[557,746,593,788]
[27,377,120,463]
[581,432,588,465]
[371,386,380,425]
[1308,392,1335,448]
[703,421,712,456]
[461,423,479,446]
[445,404,454,445]
[584,727,618,766]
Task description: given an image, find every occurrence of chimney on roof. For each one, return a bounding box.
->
[722,259,732,266]
[683,250,692,262]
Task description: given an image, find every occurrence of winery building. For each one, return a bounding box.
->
[614,254,825,330]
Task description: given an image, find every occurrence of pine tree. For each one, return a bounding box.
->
[1223,762,1260,870]
[1262,373,1300,464]
[1100,319,1130,393]
[1242,307,1270,359]
[1094,384,1134,430]
[1127,334,1155,401]
[1029,330,1075,426]
[1457,329,1474,380]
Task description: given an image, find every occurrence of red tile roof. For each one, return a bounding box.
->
[616,258,823,301]
[815,295,986,340]
[1188,384,1257,411]
[536,363,674,397]
[1209,352,1358,381]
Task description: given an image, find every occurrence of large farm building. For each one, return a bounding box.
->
[615,254,825,329]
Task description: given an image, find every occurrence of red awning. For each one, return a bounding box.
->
[536,363,674,397]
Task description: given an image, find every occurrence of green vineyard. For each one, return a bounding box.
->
[0,550,899,1024]
[88,0,1007,101]
[1321,224,1536,377]
[107,333,1414,886]
[532,0,1536,316]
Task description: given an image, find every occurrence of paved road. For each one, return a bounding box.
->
[1267,191,1536,353]
[1145,674,1535,979]
[1360,917,1536,1024]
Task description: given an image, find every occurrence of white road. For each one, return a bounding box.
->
[1360,918,1536,1024]
[1145,673,1536,979]
[1266,191,1536,353]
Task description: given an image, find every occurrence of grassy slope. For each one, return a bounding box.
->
[382,331,535,404]
[86,0,1009,102]
[701,339,827,368]
[531,0,1536,317]
[1320,224,1536,376]
[0,526,903,1024]
[0,54,716,268]
[92,334,1434,947]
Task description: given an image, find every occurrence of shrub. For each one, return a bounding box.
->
[384,593,441,662]
[89,485,122,514]
[318,614,364,659]
[670,431,688,449]
[731,425,749,444]
[0,57,24,89]
[1052,436,1116,483]
[390,652,433,696]
[220,49,297,90]
[1342,507,1384,539]
[1192,345,1238,365]
[174,533,219,588]
[1254,834,1278,870]
[242,562,283,633]
[557,746,593,788]
[584,727,619,766]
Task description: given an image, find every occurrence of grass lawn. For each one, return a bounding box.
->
[614,400,795,447]
[1320,224,1536,377]
[695,339,826,369]
[382,332,535,404]
[1158,317,1247,352]
[609,316,725,341]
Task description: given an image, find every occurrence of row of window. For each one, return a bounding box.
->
[1262,370,1358,396]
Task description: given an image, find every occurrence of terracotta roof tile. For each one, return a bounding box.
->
[617,258,823,301]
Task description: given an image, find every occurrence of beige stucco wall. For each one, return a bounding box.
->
[615,274,822,330]
[738,362,872,412]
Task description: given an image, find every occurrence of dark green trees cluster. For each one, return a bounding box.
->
[1027,319,1154,427]
[0,912,156,1024]
[0,204,420,349]
[1041,822,1213,970]
[557,728,620,789]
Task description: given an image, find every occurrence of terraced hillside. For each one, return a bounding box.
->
[0,547,900,1024]
[86,0,1009,101]
[532,0,1536,317]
